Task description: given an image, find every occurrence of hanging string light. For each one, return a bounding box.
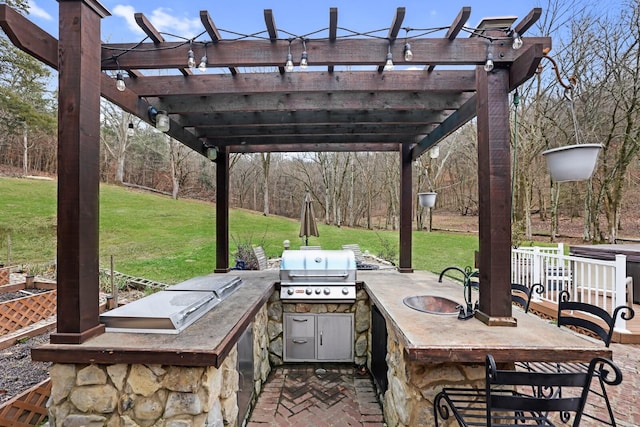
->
[285,40,294,72]
[127,122,135,137]
[511,32,523,50]
[403,29,413,62]
[116,70,126,91]
[187,41,196,69]
[198,44,208,73]
[383,41,394,71]
[300,39,308,69]
[484,52,494,72]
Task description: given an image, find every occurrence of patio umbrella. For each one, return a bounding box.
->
[299,192,319,245]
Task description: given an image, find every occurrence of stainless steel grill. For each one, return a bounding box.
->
[100,275,242,334]
[279,249,356,302]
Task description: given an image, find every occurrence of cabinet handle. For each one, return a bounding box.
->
[320,331,323,346]
[292,318,308,322]
[292,339,308,344]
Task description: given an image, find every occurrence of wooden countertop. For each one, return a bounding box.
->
[31,271,278,368]
[361,270,612,364]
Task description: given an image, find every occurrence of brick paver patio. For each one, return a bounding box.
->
[246,365,384,427]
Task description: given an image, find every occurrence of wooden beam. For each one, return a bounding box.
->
[427,6,471,72]
[134,12,164,43]
[0,4,58,68]
[509,43,545,91]
[378,7,406,73]
[157,92,472,114]
[513,8,542,36]
[195,123,430,137]
[125,69,477,96]
[264,9,285,74]
[328,7,337,73]
[180,110,450,128]
[411,94,477,160]
[207,134,411,146]
[200,10,239,75]
[229,143,399,153]
[103,37,552,70]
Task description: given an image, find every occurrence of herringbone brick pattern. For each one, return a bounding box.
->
[247,365,385,426]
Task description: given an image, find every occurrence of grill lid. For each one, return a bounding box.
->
[280,250,356,285]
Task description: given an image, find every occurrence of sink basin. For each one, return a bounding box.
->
[402,295,460,315]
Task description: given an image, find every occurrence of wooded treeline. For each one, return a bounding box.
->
[1,1,639,243]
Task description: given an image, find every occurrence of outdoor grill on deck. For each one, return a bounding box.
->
[279,249,357,303]
[99,275,242,334]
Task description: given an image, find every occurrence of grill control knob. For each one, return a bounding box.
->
[287,288,294,295]
[315,288,321,295]
[305,288,313,295]
[323,288,331,295]
[342,287,350,295]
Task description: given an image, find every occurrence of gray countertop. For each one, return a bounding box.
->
[31,271,278,368]
[361,269,612,364]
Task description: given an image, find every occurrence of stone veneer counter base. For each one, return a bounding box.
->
[360,269,612,364]
[32,271,278,367]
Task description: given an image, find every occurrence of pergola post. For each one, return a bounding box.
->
[474,66,516,326]
[52,0,110,344]
[398,142,413,273]
[215,147,230,273]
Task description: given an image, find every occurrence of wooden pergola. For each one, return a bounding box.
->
[0,1,551,344]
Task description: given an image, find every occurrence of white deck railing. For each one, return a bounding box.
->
[511,245,629,332]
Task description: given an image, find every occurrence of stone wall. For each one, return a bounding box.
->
[45,304,271,427]
[266,289,371,366]
[380,323,485,427]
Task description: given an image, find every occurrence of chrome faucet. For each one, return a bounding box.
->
[438,266,478,320]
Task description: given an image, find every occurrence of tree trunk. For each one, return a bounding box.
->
[22,125,28,176]
[261,153,271,216]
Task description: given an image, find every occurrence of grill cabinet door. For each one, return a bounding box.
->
[317,314,353,361]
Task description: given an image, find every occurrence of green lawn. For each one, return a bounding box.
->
[0,177,480,283]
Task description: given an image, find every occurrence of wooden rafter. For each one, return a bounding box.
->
[513,8,543,36]
[134,13,164,43]
[378,6,405,73]
[427,6,471,72]
[328,7,338,73]
[199,10,239,75]
[264,9,285,74]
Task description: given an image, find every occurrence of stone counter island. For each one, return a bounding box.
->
[31,270,609,426]
[360,270,612,426]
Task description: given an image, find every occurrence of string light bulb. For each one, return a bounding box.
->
[127,122,134,137]
[512,32,523,50]
[198,55,207,72]
[484,52,494,72]
[300,40,308,69]
[285,41,294,72]
[403,42,413,61]
[116,71,126,92]
[187,45,196,69]
[383,43,394,71]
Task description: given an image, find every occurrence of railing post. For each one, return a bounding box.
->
[557,242,564,255]
[532,247,542,301]
[614,254,628,332]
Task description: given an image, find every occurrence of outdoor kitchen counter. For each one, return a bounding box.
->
[361,269,612,364]
[32,271,278,368]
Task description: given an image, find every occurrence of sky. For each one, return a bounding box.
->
[24,0,551,44]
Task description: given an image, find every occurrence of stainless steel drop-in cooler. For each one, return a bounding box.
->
[99,275,242,334]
